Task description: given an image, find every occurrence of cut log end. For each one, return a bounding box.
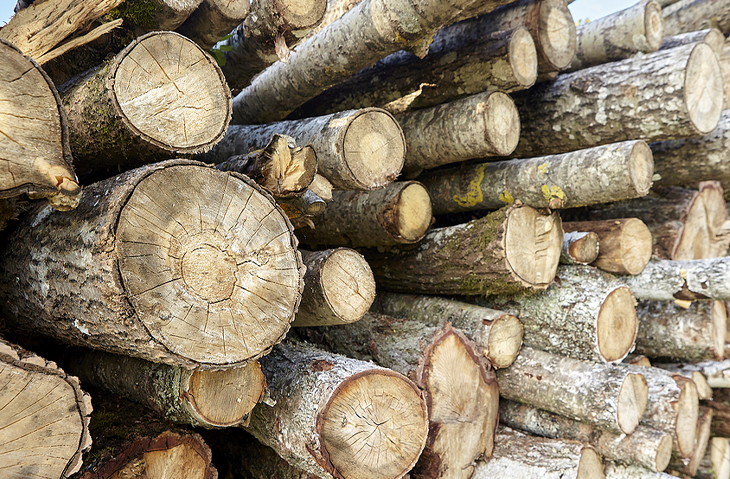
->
[576,447,606,479]
[488,313,524,369]
[712,300,727,359]
[597,286,638,362]
[644,0,664,52]
[628,141,654,198]
[275,0,328,29]
[505,207,563,288]
[655,432,674,473]
[617,372,649,435]
[674,181,730,261]
[397,183,433,242]
[343,110,405,189]
[676,377,700,457]
[538,0,578,70]
[484,91,521,157]
[318,370,429,479]
[510,27,539,87]
[562,231,600,265]
[685,42,724,135]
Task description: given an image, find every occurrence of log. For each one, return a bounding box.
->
[471,427,605,479]
[499,399,673,472]
[496,347,649,435]
[175,0,251,49]
[667,407,713,477]
[709,389,730,437]
[201,108,405,190]
[61,31,231,176]
[396,91,520,178]
[61,348,266,428]
[0,38,81,216]
[362,204,563,296]
[296,181,432,248]
[604,463,678,478]
[278,189,327,226]
[0,339,92,479]
[369,291,523,369]
[291,248,376,327]
[568,0,664,72]
[653,363,714,400]
[662,0,730,37]
[473,265,639,363]
[722,38,730,111]
[562,219,653,275]
[659,28,725,54]
[244,340,429,479]
[633,300,726,361]
[561,231,600,265]
[420,140,654,215]
[698,437,730,479]
[0,160,305,370]
[229,0,514,124]
[659,359,730,388]
[510,42,724,158]
[105,0,203,32]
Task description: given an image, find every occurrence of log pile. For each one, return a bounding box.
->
[2,0,730,478]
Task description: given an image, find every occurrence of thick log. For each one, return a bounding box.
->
[561,231,600,265]
[496,347,649,435]
[363,204,563,296]
[659,28,725,53]
[296,181,432,248]
[473,265,639,363]
[230,0,514,124]
[499,399,673,472]
[0,38,81,216]
[420,140,654,215]
[667,407,713,477]
[297,319,499,479]
[61,31,231,176]
[604,463,678,478]
[291,248,376,327]
[244,340,429,479]
[370,291,523,369]
[662,0,730,36]
[396,91,520,178]
[634,300,726,361]
[61,349,266,428]
[0,160,305,370]
[471,427,605,479]
[0,339,92,479]
[175,0,251,49]
[562,219,653,275]
[510,42,724,158]
[568,0,664,72]
[201,108,404,190]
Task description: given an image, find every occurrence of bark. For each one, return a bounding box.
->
[362,204,563,296]
[662,0,730,36]
[61,348,266,428]
[722,38,730,111]
[201,108,404,190]
[0,160,305,370]
[215,0,328,90]
[667,407,713,477]
[659,28,725,54]
[562,219,653,275]
[396,91,520,178]
[568,0,664,72]
[708,388,730,437]
[604,463,678,478]
[654,361,730,396]
[510,42,724,158]
[279,189,327,225]
[471,427,605,479]
[60,31,231,175]
[291,248,376,327]
[108,0,203,32]
[34,19,124,65]
[0,339,92,479]
[175,0,251,49]
[421,140,654,215]
[499,399,673,472]
[496,347,649,435]
[296,320,499,479]
[230,0,514,124]
[561,231,600,265]
[634,300,726,361]
[473,265,639,363]
[370,291,523,369]
[296,181,432,248]
[243,340,429,479]
[0,38,81,213]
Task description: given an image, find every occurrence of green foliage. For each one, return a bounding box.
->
[208,34,234,67]
[106,0,158,29]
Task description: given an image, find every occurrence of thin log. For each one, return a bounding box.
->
[296,181,432,248]
[496,347,649,435]
[659,28,725,54]
[362,204,563,296]
[61,31,231,176]
[420,140,654,214]
[660,359,730,388]
[510,42,724,158]
[0,160,305,370]
[291,248,376,327]
[653,362,715,400]
[176,0,251,49]
[561,231,600,265]
[667,407,713,477]
[244,340,429,479]
[662,0,730,36]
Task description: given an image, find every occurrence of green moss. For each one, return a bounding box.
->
[477,207,508,251]
[106,0,159,29]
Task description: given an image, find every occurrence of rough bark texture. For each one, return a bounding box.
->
[472,265,638,363]
[296,181,432,248]
[568,0,664,72]
[653,362,718,399]
[659,28,725,53]
[0,339,92,479]
[421,140,654,215]
[60,31,231,176]
[722,38,730,111]
[0,160,305,370]
[510,42,723,158]
[363,204,562,296]
[707,388,730,437]
[291,248,376,327]
[496,347,649,435]
[604,463,678,479]
[175,0,251,49]
[662,0,730,36]
[499,399,673,472]
[370,291,523,369]
[243,340,429,479]
[561,231,600,265]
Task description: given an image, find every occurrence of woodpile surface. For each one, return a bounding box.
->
[3,0,730,478]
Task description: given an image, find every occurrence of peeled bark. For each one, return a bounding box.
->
[363,204,563,296]
[175,0,251,49]
[561,231,600,265]
[421,140,654,215]
[0,160,305,370]
[511,42,724,158]
[659,28,725,54]
[662,0,730,36]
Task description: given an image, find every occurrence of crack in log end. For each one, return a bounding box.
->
[673,280,710,301]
